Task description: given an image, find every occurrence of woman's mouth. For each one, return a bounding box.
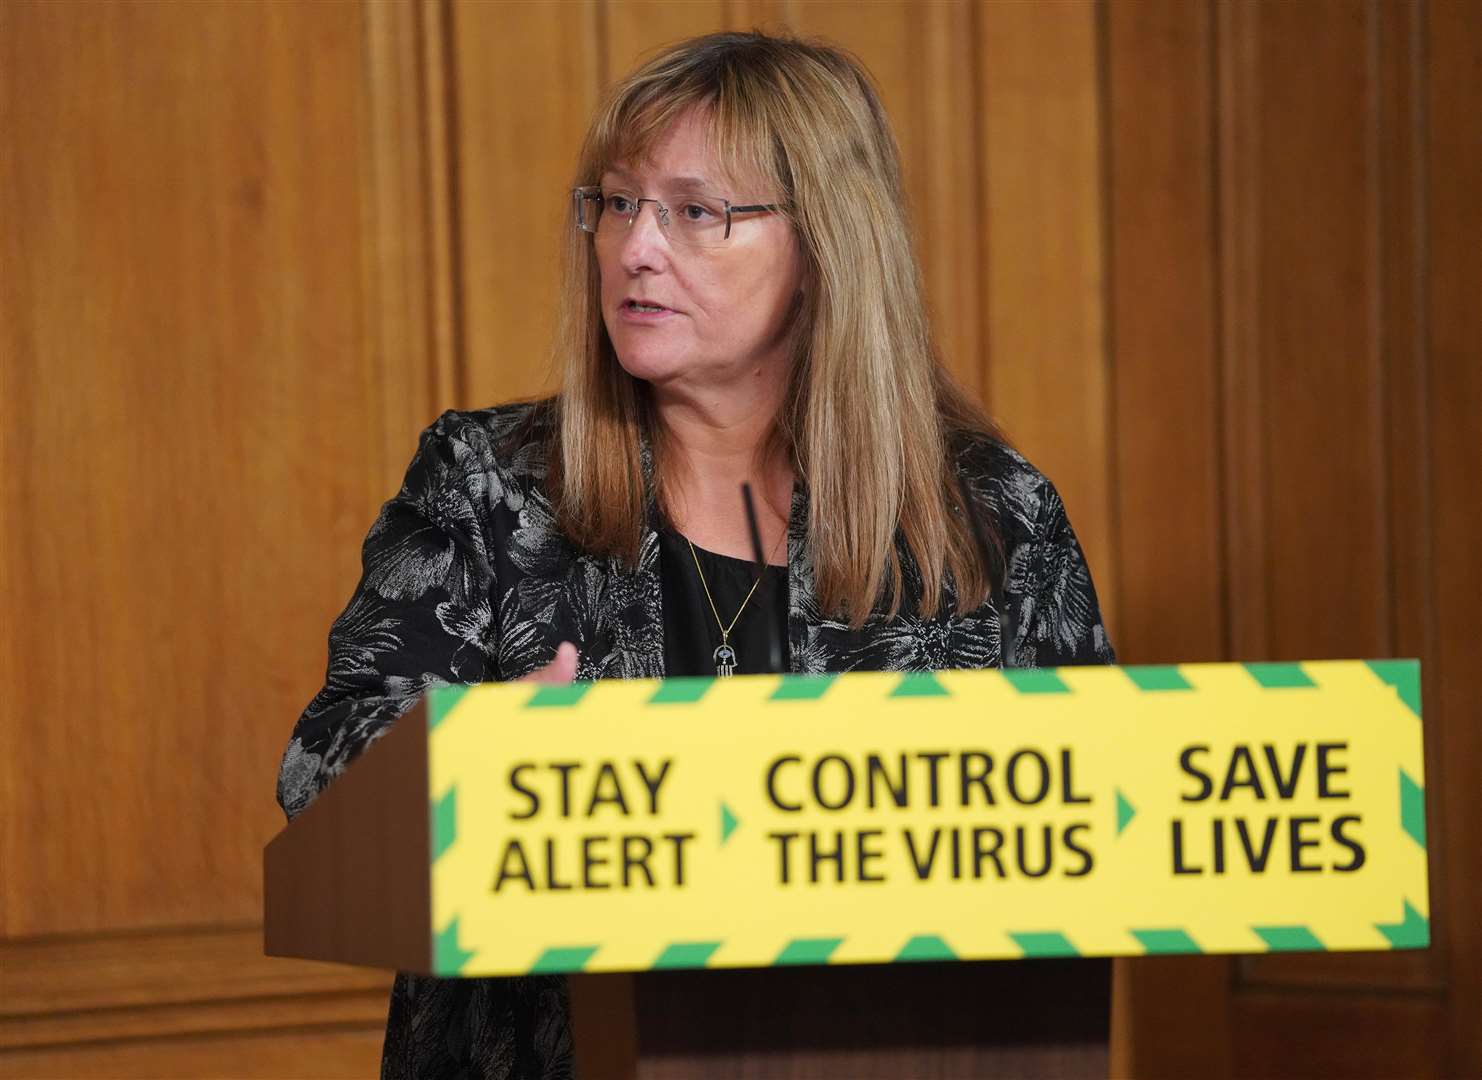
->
[620,299,675,322]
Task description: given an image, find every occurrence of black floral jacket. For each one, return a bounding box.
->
[276,401,1115,1079]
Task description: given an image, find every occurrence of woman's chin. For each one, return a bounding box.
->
[613,349,692,386]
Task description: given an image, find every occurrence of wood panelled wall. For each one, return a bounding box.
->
[0,1,404,1075]
[1103,1,1480,1076]
[1,1,1476,1077]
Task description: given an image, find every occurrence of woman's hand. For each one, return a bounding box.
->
[518,641,579,685]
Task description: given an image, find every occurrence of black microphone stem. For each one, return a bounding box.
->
[741,482,784,674]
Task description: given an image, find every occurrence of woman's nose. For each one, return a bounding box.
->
[617,201,671,271]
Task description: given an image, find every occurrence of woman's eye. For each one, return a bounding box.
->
[607,194,633,214]
[680,203,715,221]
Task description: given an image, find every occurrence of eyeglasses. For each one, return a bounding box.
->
[573,186,782,249]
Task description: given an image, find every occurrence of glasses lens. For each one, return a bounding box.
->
[589,192,640,240]
[667,196,728,248]
[576,191,603,233]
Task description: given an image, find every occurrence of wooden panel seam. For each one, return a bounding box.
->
[0,988,390,1053]
[427,0,464,410]
[360,0,453,486]
[0,1027,385,1080]
[0,1018,388,1062]
[1092,0,1122,637]
[0,924,391,1017]
[1216,0,1265,664]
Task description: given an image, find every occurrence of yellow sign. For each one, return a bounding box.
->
[425,660,1427,976]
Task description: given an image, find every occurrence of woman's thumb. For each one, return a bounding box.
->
[542,641,579,684]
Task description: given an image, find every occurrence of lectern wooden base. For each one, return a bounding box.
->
[573,957,1110,1079]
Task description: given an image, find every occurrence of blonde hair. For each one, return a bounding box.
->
[550,30,1003,627]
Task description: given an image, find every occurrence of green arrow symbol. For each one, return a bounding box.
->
[1116,789,1136,835]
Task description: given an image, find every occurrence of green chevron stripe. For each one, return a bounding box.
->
[434,917,475,975]
[1400,769,1427,849]
[1116,789,1137,836]
[1243,662,1316,689]
[653,941,723,969]
[1366,659,1421,717]
[649,677,714,704]
[529,945,600,973]
[428,685,470,729]
[775,937,843,965]
[431,787,457,862]
[1253,925,1325,952]
[890,672,950,697]
[1003,669,1071,694]
[771,674,837,700]
[1010,931,1079,957]
[1132,928,1201,954]
[525,682,592,708]
[720,801,740,844]
[1376,900,1429,949]
[1124,666,1193,691]
[896,935,957,962]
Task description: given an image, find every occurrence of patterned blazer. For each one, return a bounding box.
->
[276,400,1116,1079]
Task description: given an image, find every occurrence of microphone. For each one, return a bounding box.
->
[741,482,785,674]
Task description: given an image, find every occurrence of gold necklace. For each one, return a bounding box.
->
[686,530,787,677]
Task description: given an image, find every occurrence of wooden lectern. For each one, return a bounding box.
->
[265,700,1110,1078]
[606,958,1109,1077]
[266,659,1427,1078]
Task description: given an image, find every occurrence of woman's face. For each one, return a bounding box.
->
[596,108,804,396]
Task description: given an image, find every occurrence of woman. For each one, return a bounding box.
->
[278,29,1114,1080]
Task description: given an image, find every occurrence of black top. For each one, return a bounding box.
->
[658,524,790,676]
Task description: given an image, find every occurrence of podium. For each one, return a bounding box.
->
[611,958,1110,1077]
[266,663,1426,1077]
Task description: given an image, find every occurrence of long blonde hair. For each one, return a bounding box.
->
[550,30,1003,627]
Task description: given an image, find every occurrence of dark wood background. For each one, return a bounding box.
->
[2,1,1477,1075]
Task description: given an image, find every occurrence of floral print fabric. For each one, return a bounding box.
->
[276,401,1115,1079]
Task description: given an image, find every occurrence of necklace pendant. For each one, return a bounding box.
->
[713,643,737,677]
